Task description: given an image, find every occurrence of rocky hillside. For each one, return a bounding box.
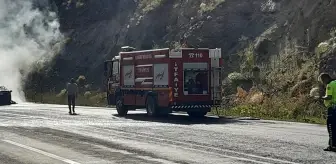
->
[30,0,336,94]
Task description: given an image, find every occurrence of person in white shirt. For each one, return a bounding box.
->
[66,78,78,115]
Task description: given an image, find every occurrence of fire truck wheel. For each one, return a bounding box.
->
[116,96,128,116]
[146,96,158,116]
[187,111,207,118]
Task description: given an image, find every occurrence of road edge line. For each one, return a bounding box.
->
[2,140,81,164]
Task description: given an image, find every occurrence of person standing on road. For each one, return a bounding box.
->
[66,78,78,115]
[318,73,336,151]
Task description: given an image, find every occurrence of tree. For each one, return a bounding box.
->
[76,75,86,93]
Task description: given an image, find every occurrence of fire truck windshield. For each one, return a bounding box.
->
[183,62,209,95]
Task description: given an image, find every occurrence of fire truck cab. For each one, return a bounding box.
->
[104,46,223,117]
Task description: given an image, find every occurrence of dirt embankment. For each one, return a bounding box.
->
[26,0,336,122]
[46,0,336,86]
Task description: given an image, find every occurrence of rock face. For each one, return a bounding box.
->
[45,0,336,90]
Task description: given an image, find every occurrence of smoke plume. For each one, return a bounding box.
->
[0,0,63,102]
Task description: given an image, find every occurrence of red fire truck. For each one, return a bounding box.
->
[104,46,223,117]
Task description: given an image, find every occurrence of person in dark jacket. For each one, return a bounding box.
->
[66,78,78,115]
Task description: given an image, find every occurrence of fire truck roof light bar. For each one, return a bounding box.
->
[119,48,221,54]
[120,48,170,54]
[180,48,211,50]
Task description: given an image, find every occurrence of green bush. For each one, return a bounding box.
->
[84,91,92,98]
[56,89,66,98]
[316,42,330,56]
[199,0,226,13]
[228,72,245,82]
[139,0,164,13]
[77,75,86,87]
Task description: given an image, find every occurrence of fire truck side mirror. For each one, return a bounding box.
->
[103,62,108,77]
[111,74,117,81]
[103,60,112,77]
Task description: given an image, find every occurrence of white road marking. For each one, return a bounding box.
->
[3,140,81,164]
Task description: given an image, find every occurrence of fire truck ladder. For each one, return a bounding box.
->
[211,66,224,117]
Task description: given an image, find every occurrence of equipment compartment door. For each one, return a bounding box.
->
[122,65,135,105]
[153,63,169,107]
[135,64,153,106]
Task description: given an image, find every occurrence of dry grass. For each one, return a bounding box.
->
[138,0,164,13]
[265,41,319,91]
[199,0,226,13]
[213,89,326,124]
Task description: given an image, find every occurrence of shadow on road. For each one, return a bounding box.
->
[113,113,244,125]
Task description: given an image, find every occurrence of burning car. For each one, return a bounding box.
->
[0,86,16,105]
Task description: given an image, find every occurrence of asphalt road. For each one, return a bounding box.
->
[0,103,335,164]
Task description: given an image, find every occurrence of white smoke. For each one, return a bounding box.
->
[0,0,63,102]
